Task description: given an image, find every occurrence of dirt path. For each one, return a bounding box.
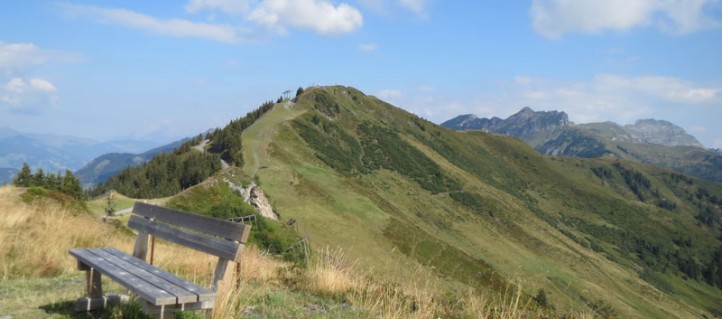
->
[192,138,229,169]
[242,101,305,177]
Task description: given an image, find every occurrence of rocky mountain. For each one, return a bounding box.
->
[103,86,722,318]
[75,139,186,188]
[445,107,570,140]
[0,126,167,185]
[625,119,703,147]
[442,108,722,184]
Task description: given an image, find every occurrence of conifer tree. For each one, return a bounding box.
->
[32,168,46,187]
[13,163,32,187]
[62,170,84,200]
[45,172,60,191]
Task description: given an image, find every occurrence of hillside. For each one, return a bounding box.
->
[443,109,722,184]
[75,138,187,188]
[1,184,588,318]
[87,86,722,318]
[237,86,722,318]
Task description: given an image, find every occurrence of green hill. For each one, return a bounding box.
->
[100,86,722,318]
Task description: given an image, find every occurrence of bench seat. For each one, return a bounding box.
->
[70,203,251,318]
[70,247,215,308]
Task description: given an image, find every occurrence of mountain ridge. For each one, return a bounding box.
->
[442,108,721,184]
[75,138,187,188]
[0,126,169,185]
[88,86,722,317]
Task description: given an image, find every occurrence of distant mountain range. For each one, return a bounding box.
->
[0,126,166,185]
[442,108,722,183]
[75,139,186,188]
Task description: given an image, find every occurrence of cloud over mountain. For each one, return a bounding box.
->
[531,0,721,38]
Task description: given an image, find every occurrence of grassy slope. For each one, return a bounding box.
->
[241,86,721,318]
[0,186,376,319]
[2,184,572,319]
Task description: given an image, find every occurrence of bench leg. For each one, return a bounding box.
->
[75,295,129,312]
[84,263,104,299]
[76,261,129,312]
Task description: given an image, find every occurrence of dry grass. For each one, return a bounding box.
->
[0,186,131,280]
[1,185,597,318]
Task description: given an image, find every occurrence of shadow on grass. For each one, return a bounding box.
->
[39,300,152,319]
[39,301,95,318]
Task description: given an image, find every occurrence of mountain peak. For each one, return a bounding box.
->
[625,118,703,148]
[442,107,569,140]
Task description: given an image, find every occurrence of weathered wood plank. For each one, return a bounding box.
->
[69,248,177,305]
[132,202,251,243]
[128,215,243,262]
[91,248,200,304]
[102,248,215,302]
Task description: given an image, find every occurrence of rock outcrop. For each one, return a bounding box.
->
[224,179,278,220]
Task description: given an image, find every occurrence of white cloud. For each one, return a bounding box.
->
[4,78,26,93]
[30,79,57,93]
[399,0,429,15]
[60,3,244,43]
[185,0,251,14]
[0,42,47,71]
[592,74,721,104]
[1,77,58,111]
[357,0,430,17]
[358,43,378,52]
[495,74,721,124]
[248,0,363,35]
[531,0,721,38]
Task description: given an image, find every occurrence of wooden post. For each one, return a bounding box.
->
[87,267,103,298]
[133,231,149,261]
[150,235,156,265]
[212,258,234,291]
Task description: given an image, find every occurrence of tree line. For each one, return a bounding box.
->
[89,149,222,199]
[13,163,84,200]
[90,99,278,199]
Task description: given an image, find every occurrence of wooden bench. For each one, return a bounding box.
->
[69,202,252,318]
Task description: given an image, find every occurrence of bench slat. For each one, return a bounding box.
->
[90,248,201,304]
[69,248,178,305]
[132,202,251,243]
[102,248,215,302]
[128,215,243,262]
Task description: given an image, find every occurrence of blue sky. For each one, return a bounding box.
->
[1,0,721,148]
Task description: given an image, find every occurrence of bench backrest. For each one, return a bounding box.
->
[128,202,252,289]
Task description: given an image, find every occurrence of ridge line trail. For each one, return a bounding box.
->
[243,100,305,177]
[192,138,229,169]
